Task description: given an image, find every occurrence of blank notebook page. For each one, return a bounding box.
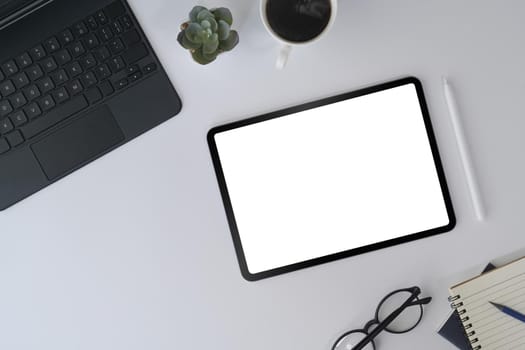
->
[450,257,525,350]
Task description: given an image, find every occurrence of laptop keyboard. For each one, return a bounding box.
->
[0,0,158,156]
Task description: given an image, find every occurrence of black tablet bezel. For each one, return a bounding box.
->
[207,77,456,281]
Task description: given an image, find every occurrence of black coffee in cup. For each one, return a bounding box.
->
[266,0,332,43]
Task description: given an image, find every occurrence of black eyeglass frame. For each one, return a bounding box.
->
[331,286,432,350]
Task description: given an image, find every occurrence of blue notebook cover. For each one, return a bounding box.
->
[437,263,496,349]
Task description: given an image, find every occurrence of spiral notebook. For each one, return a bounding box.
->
[438,263,495,349]
[449,256,525,350]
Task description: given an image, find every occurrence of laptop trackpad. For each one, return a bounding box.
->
[31,105,125,180]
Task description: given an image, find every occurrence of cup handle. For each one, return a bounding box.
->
[276,45,292,69]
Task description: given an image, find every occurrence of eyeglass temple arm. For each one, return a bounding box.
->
[408,296,432,306]
[351,293,429,350]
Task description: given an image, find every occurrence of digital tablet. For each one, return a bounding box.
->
[208,77,455,281]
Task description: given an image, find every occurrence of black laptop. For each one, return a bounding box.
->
[0,0,182,210]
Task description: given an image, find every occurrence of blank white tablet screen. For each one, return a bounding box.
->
[214,83,450,274]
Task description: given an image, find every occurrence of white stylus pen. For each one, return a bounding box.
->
[442,77,486,221]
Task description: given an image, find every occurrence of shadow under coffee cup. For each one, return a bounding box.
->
[260,0,337,69]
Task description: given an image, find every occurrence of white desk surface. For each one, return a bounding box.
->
[1,0,525,349]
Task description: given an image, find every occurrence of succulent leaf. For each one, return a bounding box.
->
[206,17,218,32]
[203,33,219,54]
[212,7,233,26]
[201,20,211,30]
[192,48,217,65]
[219,29,239,51]
[196,9,214,22]
[189,6,207,22]
[185,22,204,43]
[218,20,230,41]
[181,31,202,50]
[203,50,218,61]
[177,31,185,46]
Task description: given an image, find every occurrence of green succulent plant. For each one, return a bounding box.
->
[178,6,239,65]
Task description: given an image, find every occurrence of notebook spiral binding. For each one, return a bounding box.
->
[449,294,482,350]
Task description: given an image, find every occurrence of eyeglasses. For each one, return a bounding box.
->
[331,286,432,350]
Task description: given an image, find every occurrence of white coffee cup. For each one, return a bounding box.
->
[260,0,337,69]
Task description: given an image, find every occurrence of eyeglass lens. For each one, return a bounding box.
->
[333,330,375,350]
[376,290,423,333]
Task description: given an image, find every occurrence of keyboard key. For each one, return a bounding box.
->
[13,72,30,88]
[98,80,114,96]
[26,65,44,81]
[21,95,88,139]
[0,100,12,117]
[24,85,41,101]
[11,110,27,127]
[0,80,15,97]
[80,54,97,70]
[94,64,111,80]
[42,57,58,73]
[85,87,102,104]
[0,101,12,119]
[123,43,148,65]
[6,130,23,147]
[24,103,41,120]
[55,49,72,65]
[86,16,98,30]
[111,20,123,35]
[72,22,88,37]
[66,79,83,95]
[2,60,18,76]
[108,56,125,72]
[38,77,54,93]
[121,15,132,30]
[126,65,139,75]
[58,29,74,46]
[71,42,86,57]
[43,37,60,53]
[53,87,69,104]
[51,69,69,85]
[39,95,55,111]
[65,61,83,77]
[0,138,9,154]
[80,71,97,88]
[96,10,108,24]
[122,29,140,46]
[94,46,110,61]
[106,1,126,19]
[128,71,142,82]
[84,33,100,49]
[109,38,125,54]
[99,26,113,41]
[10,92,27,109]
[16,52,32,68]
[114,77,128,90]
[0,117,13,134]
[29,45,46,61]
